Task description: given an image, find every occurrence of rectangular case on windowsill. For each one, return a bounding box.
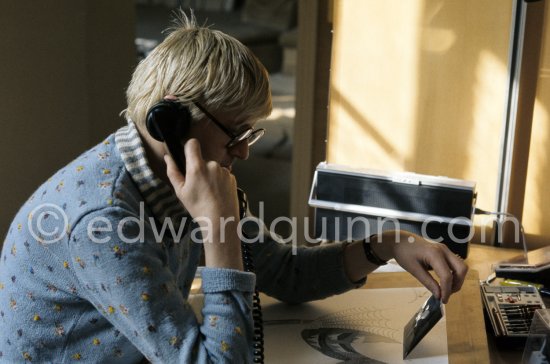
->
[308,162,477,258]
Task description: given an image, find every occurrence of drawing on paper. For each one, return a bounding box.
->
[262,287,448,364]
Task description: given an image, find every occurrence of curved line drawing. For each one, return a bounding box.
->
[300,306,400,363]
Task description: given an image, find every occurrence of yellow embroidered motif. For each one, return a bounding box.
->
[113,245,127,259]
[92,338,101,345]
[141,292,151,301]
[169,336,182,349]
[221,341,230,352]
[76,166,84,172]
[22,352,32,361]
[33,314,41,321]
[107,306,115,314]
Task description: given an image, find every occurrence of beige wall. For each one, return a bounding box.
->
[328,0,513,213]
[0,2,135,239]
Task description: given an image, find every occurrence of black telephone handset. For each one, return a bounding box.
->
[146,100,264,363]
[146,100,191,174]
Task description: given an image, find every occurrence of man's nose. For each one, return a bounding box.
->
[229,140,250,160]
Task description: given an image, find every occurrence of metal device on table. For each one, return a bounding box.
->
[480,284,546,337]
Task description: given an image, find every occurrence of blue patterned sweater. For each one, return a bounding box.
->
[0,122,361,363]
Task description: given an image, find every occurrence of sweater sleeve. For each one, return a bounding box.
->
[244,222,366,304]
[68,207,255,363]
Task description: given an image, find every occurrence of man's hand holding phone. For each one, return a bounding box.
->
[164,138,243,270]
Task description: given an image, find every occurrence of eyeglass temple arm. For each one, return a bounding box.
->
[192,102,235,137]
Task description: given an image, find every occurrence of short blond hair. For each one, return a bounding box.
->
[124,11,272,128]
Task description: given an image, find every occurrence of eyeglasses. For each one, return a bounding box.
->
[193,102,265,148]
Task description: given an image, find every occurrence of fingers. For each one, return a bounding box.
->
[164,137,238,221]
[445,251,469,293]
[424,246,469,304]
[425,250,455,304]
[394,236,469,304]
[165,139,205,199]
[163,95,178,101]
[164,154,186,191]
[405,262,442,301]
[183,138,204,173]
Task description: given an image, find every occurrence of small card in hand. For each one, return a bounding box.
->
[403,294,444,359]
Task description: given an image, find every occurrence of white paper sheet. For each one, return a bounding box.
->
[261,288,448,363]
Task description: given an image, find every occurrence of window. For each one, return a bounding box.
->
[294,0,549,247]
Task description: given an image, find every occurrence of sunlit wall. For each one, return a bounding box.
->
[328,0,513,214]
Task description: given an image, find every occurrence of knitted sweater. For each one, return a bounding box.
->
[0,122,361,363]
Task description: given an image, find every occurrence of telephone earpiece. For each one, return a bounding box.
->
[145,100,191,174]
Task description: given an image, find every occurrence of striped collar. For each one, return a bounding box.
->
[114,121,187,224]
